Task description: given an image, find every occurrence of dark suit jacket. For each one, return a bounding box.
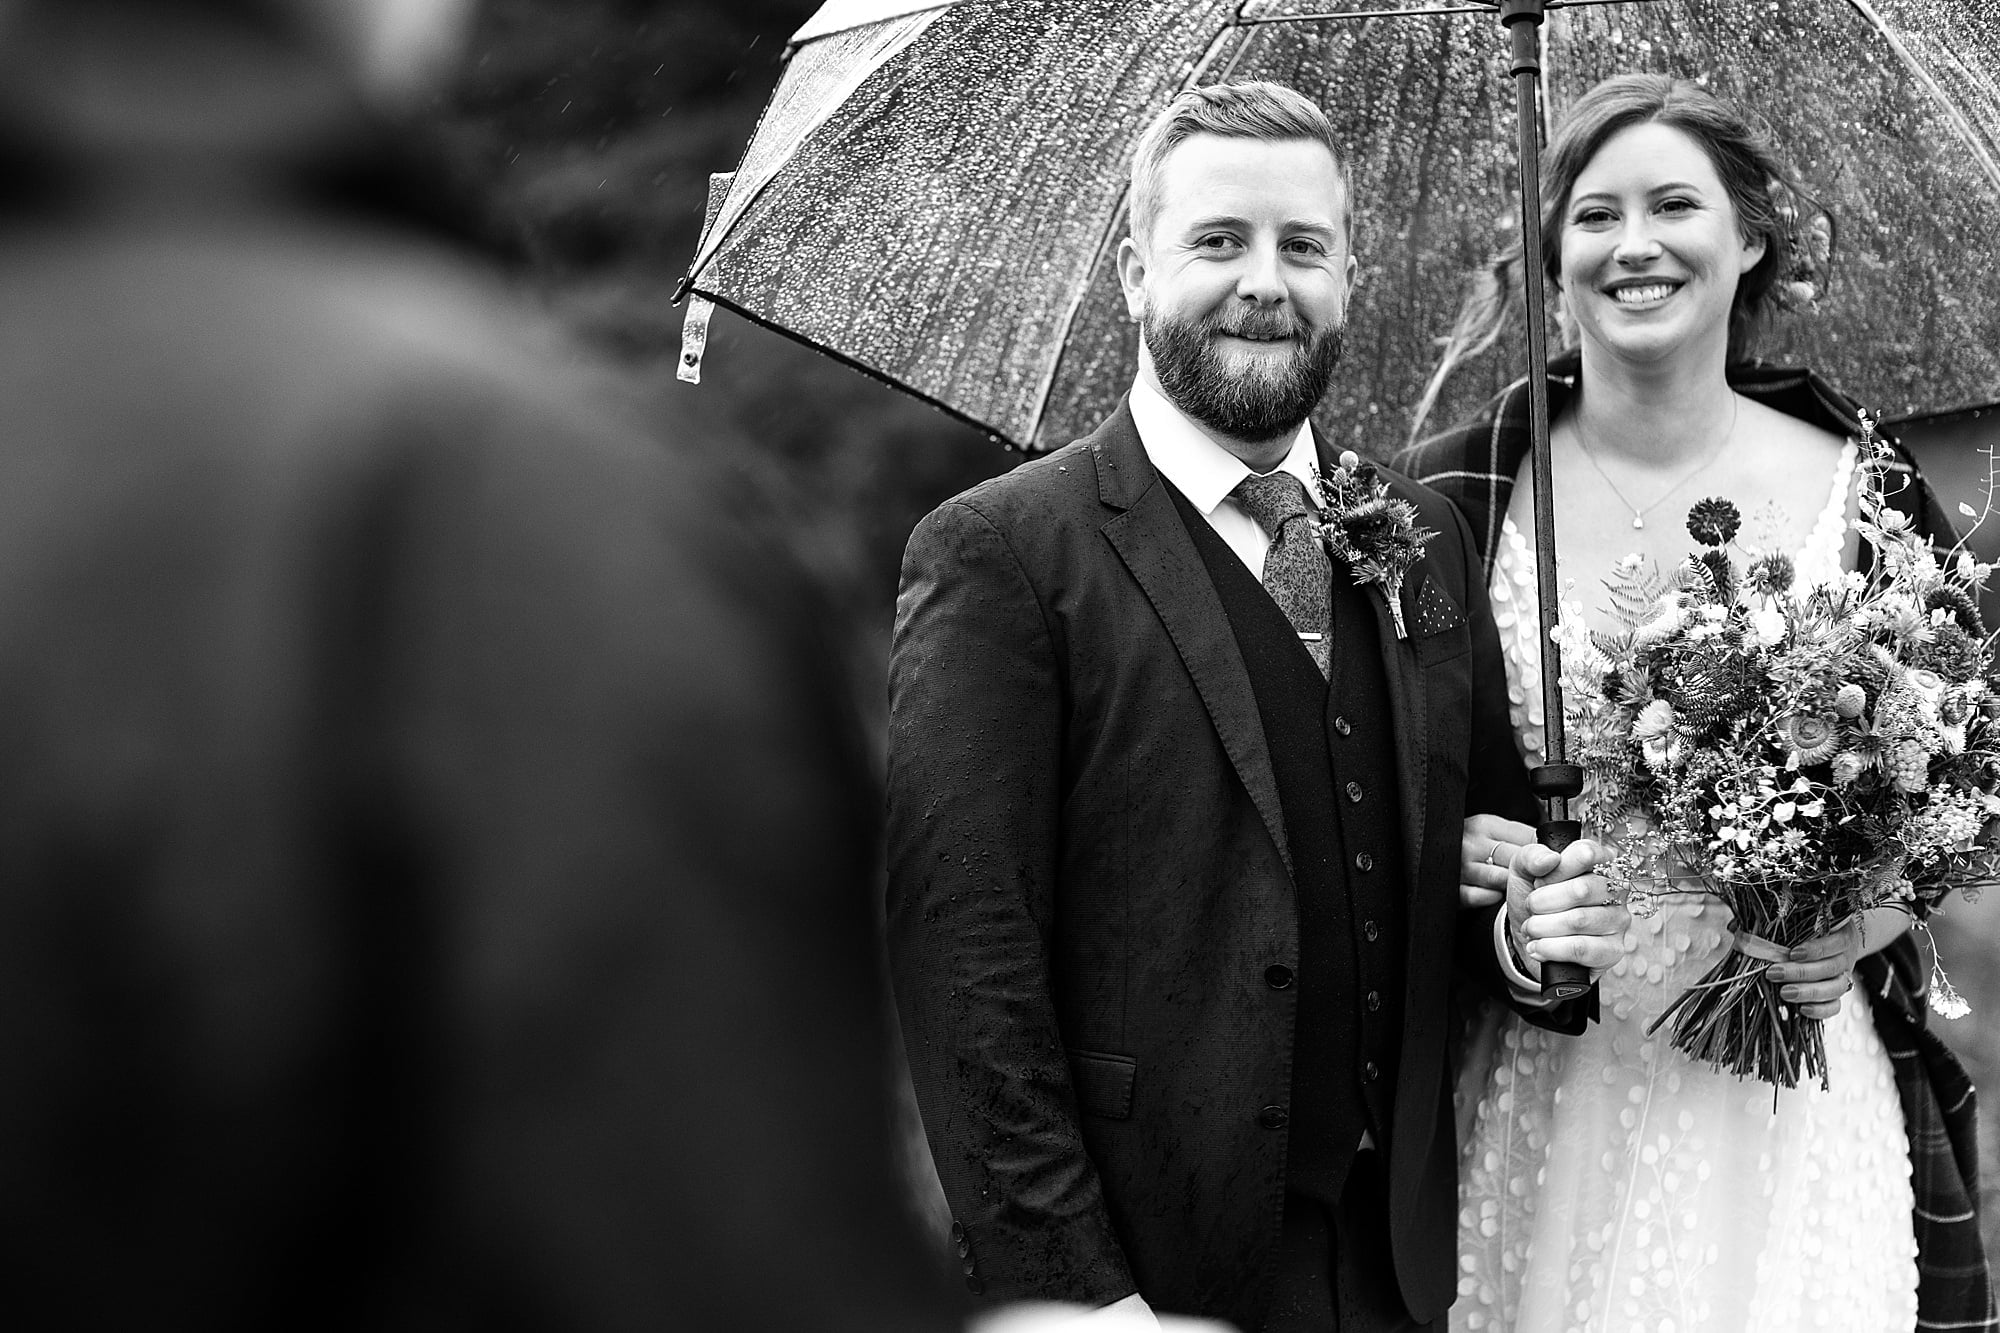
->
[887,402,1574,1330]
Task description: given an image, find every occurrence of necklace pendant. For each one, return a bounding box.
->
[1632,513,1646,530]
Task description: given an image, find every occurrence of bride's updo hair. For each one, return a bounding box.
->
[1408,74,1832,442]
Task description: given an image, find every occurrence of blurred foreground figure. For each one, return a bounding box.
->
[0,3,952,1330]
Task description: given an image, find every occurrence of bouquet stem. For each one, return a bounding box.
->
[1644,924,1831,1090]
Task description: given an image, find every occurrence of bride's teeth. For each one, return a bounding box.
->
[1615,284,1675,304]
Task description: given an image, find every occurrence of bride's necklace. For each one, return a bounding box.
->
[1573,396,1739,530]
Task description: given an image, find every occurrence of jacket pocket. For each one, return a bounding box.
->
[1414,620,1470,667]
[1408,570,1470,666]
[1070,1050,1137,1120]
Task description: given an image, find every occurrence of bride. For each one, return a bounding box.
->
[1398,75,1992,1331]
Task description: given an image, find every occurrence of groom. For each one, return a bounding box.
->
[886,82,1625,1332]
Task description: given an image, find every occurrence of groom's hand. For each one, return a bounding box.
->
[1505,839,1628,981]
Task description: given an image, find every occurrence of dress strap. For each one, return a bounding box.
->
[1792,440,1858,584]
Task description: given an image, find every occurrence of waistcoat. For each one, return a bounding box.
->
[1166,480,1408,1207]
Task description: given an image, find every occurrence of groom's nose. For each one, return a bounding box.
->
[1234,240,1288,306]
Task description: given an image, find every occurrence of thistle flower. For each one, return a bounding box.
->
[1833,683,1868,719]
[1923,624,1986,681]
[1926,584,1985,637]
[1747,551,1796,596]
[1686,497,1742,547]
[1336,497,1400,547]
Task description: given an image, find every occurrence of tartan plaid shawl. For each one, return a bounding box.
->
[1397,350,1997,1331]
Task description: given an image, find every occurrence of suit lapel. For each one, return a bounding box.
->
[1095,406,1292,874]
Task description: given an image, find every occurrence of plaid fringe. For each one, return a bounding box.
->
[1399,353,1997,1329]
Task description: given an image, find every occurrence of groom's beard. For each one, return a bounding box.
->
[1143,304,1345,444]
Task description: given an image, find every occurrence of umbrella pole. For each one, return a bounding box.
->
[1498,0,1591,1001]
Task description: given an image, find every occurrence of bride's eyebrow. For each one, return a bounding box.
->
[1570,181,1707,207]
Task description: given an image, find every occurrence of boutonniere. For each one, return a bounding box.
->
[1313,450,1436,640]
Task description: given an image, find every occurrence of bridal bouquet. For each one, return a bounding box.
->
[1557,416,2000,1088]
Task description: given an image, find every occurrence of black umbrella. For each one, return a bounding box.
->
[678,0,2000,995]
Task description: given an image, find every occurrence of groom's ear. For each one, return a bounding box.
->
[1115,235,1148,320]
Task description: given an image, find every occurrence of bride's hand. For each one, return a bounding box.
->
[1460,813,1537,909]
[1766,918,1862,1020]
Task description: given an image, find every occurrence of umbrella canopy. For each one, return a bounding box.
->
[679,0,2000,452]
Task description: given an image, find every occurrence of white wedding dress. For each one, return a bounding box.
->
[1452,442,1920,1333]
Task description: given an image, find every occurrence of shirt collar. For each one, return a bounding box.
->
[1129,377,1321,516]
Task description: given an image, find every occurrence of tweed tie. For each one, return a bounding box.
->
[1233,471,1331,677]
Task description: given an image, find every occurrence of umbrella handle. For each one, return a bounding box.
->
[1532,820,1593,1001]
[1530,762,1592,1001]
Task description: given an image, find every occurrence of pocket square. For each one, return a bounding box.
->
[1412,575,1464,637]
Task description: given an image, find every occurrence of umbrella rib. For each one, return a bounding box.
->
[1841,0,2000,198]
[1236,6,1494,20]
[1230,0,1654,21]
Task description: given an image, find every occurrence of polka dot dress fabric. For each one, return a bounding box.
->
[1455,447,1919,1332]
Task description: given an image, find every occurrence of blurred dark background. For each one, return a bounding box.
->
[425,0,2000,1264]
[429,0,1007,748]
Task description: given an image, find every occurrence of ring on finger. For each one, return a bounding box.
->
[1485,842,1506,866]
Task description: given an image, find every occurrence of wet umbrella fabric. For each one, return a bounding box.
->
[679,0,2000,454]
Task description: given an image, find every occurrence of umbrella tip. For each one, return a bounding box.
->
[678,293,716,386]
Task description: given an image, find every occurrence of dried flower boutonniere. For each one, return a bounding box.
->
[1313,450,1435,639]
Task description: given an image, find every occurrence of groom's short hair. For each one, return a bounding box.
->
[1128,81,1352,249]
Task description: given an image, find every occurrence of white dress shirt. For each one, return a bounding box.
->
[1127,377,1320,580]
